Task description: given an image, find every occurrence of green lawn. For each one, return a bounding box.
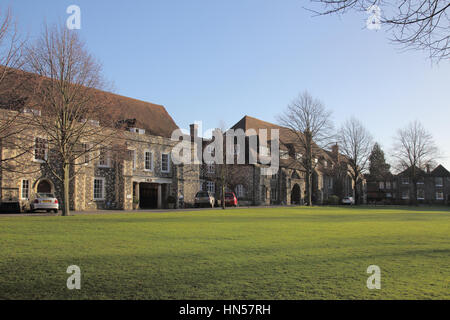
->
[0,206,449,300]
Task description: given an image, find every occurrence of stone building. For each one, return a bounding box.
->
[0,68,200,212]
[197,116,362,206]
[0,69,364,212]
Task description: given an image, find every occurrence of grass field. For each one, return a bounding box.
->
[0,206,449,300]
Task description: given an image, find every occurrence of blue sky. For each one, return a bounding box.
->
[7,0,450,169]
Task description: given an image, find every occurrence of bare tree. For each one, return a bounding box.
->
[0,7,30,168]
[338,117,373,204]
[392,120,439,205]
[19,24,124,216]
[308,0,450,61]
[278,91,334,206]
[0,7,24,85]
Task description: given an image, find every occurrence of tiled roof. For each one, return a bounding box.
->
[0,67,178,138]
[430,164,450,177]
[230,115,336,169]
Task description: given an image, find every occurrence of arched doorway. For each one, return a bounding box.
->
[37,180,52,194]
[291,184,301,205]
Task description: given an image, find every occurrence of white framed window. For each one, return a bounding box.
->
[34,137,48,162]
[401,177,409,185]
[435,177,443,187]
[129,149,136,170]
[386,181,391,189]
[144,150,153,171]
[207,164,215,174]
[98,148,110,168]
[436,192,444,200]
[206,181,215,194]
[416,178,424,185]
[161,153,170,173]
[24,108,41,116]
[93,178,105,201]
[82,143,90,165]
[379,182,385,189]
[21,180,30,200]
[417,189,425,200]
[129,128,145,135]
[235,184,245,198]
[402,190,409,200]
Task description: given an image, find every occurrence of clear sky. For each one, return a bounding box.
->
[7,0,450,169]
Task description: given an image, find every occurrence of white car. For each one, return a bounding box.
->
[342,197,355,205]
[194,191,215,208]
[30,193,59,213]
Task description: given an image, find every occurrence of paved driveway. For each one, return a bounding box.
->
[0,205,286,217]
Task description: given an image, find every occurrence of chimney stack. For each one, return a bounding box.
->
[190,123,198,139]
[331,143,340,162]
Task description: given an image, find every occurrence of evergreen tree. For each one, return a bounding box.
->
[369,143,391,178]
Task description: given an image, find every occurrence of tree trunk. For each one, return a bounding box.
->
[353,177,359,205]
[305,170,312,206]
[62,164,70,216]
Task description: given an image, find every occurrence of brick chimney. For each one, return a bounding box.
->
[190,123,198,139]
[189,123,202,164]
[331,143,340,162]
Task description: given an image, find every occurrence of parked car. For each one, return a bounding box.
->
[30,193,59,213]
[342,197,355,205]
[224,192,238,207]
[194,191,215,208]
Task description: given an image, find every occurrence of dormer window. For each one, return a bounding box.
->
[129,128,145,135]
[435,177,443,187]
[24,108,41,116]
[81,119,100,127]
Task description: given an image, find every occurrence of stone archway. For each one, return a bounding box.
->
[291,184,301,205]
[36,179,53,194]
